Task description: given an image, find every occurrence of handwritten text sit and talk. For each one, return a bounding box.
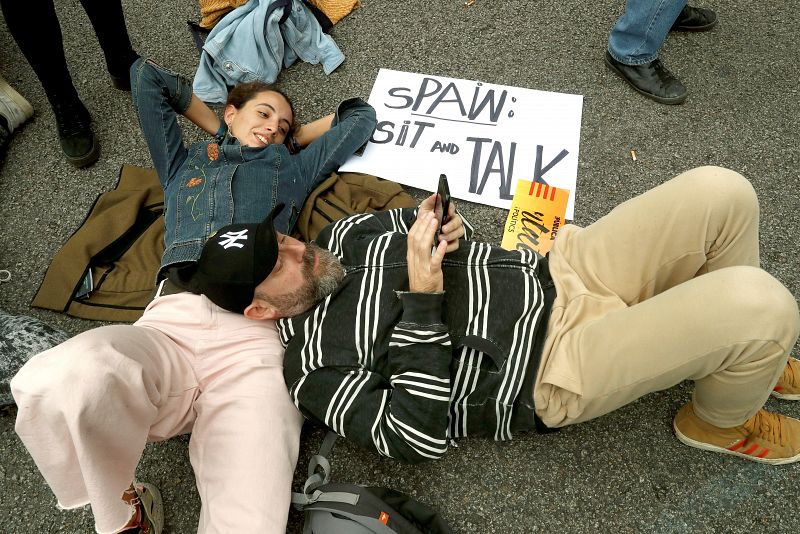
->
[369,77,569,200]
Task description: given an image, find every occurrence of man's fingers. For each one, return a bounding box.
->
[431,238,447,265]
[417,194,437,219]
[440,214,464,239]
[407,211,445,293]
[408,211,437,254]
[439,205,464,252]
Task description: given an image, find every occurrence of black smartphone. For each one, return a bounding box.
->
[434,173,450,245]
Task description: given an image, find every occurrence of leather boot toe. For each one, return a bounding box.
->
[604,51,687,105]
[670,5,718,32]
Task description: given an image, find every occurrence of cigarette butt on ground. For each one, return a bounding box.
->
[630,149,637,161]
[464,0,476,7]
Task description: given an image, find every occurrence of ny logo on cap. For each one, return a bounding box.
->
[218,229,249,249]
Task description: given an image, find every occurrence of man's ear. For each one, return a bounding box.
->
[243,298,280,321]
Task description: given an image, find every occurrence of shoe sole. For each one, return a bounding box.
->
[671,20,718,32]
[772,390,800,400]
[604,55,688,105]
[0,77,34,122]
[66,138,100,168]
[673,421,800,465]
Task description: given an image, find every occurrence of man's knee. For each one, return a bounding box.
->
[677,166,758,215]
[716,266,800,349]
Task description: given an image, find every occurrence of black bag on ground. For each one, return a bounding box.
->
[292,432,453,534]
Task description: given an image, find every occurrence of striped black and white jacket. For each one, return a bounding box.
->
[278,208,555,463]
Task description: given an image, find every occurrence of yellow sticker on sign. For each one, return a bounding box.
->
[501,180,570,256]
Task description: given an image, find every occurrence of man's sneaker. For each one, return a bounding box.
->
[0,73,34,158]
[673,402,800,465]
[123,482,164,534]
[772,357,800,400]
[50,94,99,168]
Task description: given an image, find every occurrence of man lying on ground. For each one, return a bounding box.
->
[107,164,800,468]
[273,166,799,464]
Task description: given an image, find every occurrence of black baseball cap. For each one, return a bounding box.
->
[187,203,284,313]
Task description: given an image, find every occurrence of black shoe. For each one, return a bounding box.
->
[670,5,718,32]
[604,51,687,105]
[51,95,100,168]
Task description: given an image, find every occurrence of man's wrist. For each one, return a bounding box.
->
[395,291,446,326]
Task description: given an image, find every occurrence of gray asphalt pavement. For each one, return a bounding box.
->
[1,0,799,532]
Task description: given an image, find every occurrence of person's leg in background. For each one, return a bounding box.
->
[605,0,717,104]
[0,72,34,162]
[0,0,137,167]
[536,166,800,464]
[77,0,139,90]
[0,0,98,167]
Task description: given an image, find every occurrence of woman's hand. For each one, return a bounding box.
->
[292,113,335,149]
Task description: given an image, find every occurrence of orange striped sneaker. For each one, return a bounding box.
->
[673,402,800,465]
[772,357,800,400]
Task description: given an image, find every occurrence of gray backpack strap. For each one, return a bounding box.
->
[318,430,339,457]
[292,431,359,507]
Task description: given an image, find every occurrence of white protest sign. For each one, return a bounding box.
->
[339,69,583,218]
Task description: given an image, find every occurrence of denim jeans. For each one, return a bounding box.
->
[607,0,687,65]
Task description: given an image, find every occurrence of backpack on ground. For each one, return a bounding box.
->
[291,432,453,534]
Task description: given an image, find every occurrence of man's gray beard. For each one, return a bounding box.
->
[262,243,344,317]
[309,244,345,302]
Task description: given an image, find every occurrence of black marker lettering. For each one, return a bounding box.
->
[386,87,414,109]
[533,146,569,184]
[426,82,467,117]
[371,121,395,144]
[413,78,443,112]
[469,87,507,122]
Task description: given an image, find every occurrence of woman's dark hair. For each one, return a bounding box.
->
[226,81,298,138]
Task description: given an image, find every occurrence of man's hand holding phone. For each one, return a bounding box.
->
[408,174,465,293]
[416,175,464,253]
[407,210,446,293]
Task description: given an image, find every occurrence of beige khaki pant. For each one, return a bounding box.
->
[12,292,303,534]
[535,166,800,428]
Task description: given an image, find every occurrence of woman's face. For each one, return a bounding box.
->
[224,91,293,148]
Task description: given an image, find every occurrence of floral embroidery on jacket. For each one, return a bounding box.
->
[207,143,220,161]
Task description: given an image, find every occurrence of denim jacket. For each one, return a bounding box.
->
[130,58,376,275]
[194,0,344,103]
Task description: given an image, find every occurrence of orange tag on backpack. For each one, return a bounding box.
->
[379,511,390,524]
